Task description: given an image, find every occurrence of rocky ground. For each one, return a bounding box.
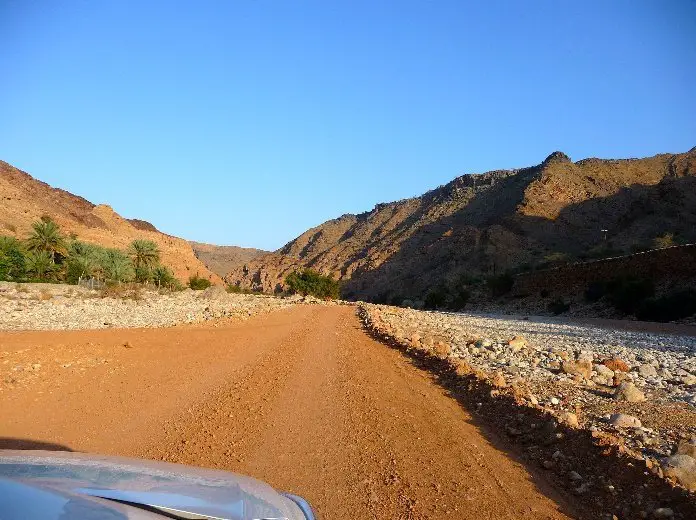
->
[359,303,696,518]
[0,282,309,331]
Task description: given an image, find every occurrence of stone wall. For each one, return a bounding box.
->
[512,244,696,296]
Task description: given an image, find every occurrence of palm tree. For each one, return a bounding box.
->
[26,218,66,263]
[65,241,98,283]
[128,239,160,270]
[152,265,176,289]
[101,248,135,284]
[25,250,54,280]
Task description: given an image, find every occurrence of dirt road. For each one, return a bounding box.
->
[1,306,581,519]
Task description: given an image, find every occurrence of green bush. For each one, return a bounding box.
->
[636,289,696,322]
[424,287,448,310]
[0,236,26,281]
[152,265,180,289]
[285,269,340,299]
[188,274,212,290]
[547,297,570,315]
[487,272,514,297]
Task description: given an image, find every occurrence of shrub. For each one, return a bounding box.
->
[424,287,448,310]
[653,233,676,249]
[151,265,177,289]
[0,236,26,281]
[636,289,696,322]
[188,274,212,290]
[487,272,514,297]
[547,297,570,315]
[285,269,340,299]
[450,287,470,310]
[134,265,153,283]
[606,277,655,315]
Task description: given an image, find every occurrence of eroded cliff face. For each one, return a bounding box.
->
[225,149,696,300]
[0,160,219,283]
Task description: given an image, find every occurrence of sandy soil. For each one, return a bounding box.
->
[0,306,582,519]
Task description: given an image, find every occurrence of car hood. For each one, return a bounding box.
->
[0,450,309,520]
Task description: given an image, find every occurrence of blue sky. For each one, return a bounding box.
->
[1,1,695,250]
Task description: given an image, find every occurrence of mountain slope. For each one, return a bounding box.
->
[0,160,219,283]
[225,148,696,299]
[190,242,268,278]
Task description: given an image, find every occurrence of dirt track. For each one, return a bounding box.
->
[0,306,582,519]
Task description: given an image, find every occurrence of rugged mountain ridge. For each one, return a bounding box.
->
[190,242,268,278]
[0,160,219,283]
[225,148,696,300]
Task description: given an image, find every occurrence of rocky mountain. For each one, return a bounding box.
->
[225,148,696,300]
[0,160,219,283]
[190,242,268,278]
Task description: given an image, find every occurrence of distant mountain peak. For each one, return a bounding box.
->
[542,151,572,166]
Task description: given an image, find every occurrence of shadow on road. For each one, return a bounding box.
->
[0,438,73,451]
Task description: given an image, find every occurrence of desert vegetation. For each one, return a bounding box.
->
[285,269,340,299]
[0,217,182,289]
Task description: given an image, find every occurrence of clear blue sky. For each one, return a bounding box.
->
[1,1,695,250]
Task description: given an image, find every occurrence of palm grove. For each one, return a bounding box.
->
[0,217,179,288]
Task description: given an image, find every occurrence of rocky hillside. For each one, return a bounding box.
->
[190,242,268,278]
[225,148,696,300]
[0,160,219,283]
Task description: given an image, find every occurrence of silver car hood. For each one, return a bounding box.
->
[0,450,311,520]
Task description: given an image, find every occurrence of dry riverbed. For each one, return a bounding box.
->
[0,281,297,330]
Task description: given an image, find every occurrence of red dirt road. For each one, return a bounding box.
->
[0,306,581,519]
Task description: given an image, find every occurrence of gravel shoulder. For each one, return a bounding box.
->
[360,303,696,518]
[0,305,580,519]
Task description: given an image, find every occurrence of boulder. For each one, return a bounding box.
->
[609,413,642,428]
[561,360,592,380]
[560,411,579,428]
[638,364,658,378]
[661,454,696,491]
[676,440,696,458]
[603,357,630,373]
[614,381,646,402]
[594,364,615,378]
[507,336,527,352]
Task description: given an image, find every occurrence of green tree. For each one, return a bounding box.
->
[285,269,340,299]
[26,218,66,262]
[152,265,178,289]
[128,239,160,270]
[25,250,54,280]
[65,241,99,284]
[0,236,26,281]
[100,248,135,284]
